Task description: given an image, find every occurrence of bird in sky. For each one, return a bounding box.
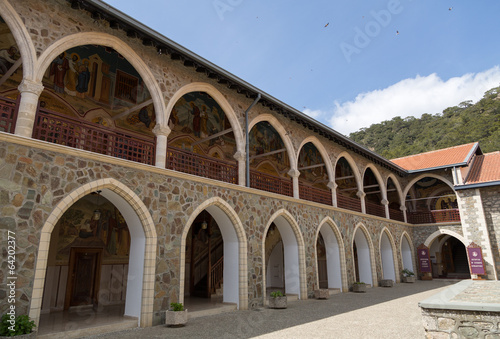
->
[324,22,329,28]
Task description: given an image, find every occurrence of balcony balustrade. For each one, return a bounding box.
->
[299,181,332,205]
[336,193,362,213]
[0,97,18,134]
[250,170,292,197]
[407,209,461,224]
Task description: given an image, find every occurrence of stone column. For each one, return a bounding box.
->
[152,124,171,168]
[357,190,366,214]
[14,79,44,138]
[400,205,408,223]
[456,189,498,280]
[288,169,300,199]
[233,150,246,186]
[328,180,337,207]
[381,199,389,219]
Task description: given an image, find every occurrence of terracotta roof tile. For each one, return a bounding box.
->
[464,151,500,184]
[390,143,477,171]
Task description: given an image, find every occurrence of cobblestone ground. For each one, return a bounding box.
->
[85,280,458,339]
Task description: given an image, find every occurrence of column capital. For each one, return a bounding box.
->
[327,181,337,190]
[152,124,171,137]
[18,79,44,96]
[288,168,300,178]
[233,151,246,162]
[381,199,389,206]
[356,190,366,199]
[399,205,407,212]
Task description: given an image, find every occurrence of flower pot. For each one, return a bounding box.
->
[314,289,330,299]
[380,279,394,287]
[268,296,287,309]
[352,283,366,293]
[403,276,416,283]
[165,309,188,327]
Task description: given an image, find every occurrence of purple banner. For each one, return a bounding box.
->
[418,248,431,273]
[467,247,485,275]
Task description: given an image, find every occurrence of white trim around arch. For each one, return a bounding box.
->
[352,223,378,286]
[379,228,399,283]
[400,231,415,274]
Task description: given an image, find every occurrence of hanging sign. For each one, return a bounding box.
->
[417,244,431,273]
[467,242,485,275]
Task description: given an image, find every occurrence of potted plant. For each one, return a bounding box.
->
[165,302,188,327]
[0,314,36,338]
[351,281,366,293]
[314,288,330,299]
[268,291,287,309]
[402,269,416,283]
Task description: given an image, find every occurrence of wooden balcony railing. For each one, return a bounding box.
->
[166,147,238,184]
[365,200,386,218]
[210,256,224,294]
[0,97,18,134]
[299,182,332,205]
[336,193,362,213]
[407,209,461,224]
[250,170,292,197]
[32,108,156,165]
[389,208,405,222]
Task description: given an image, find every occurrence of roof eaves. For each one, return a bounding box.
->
[454,180,500,190]
[406,162,469,173]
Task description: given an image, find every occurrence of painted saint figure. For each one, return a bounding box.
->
[0,46,18,75]
[50,52,69,93]
[190,101,201,137]
[76,59,91,98]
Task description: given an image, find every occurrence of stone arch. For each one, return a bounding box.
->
[333,151,362,191]
[400,231,415,273]
[386,174,405,208]
[351,223,377,286]
[262,209,307,303]
[0,0,37,78]
[362,164,386,201]
[34,32,166,126]
[179,197,248,309]
[249,113,297,170]
[30,178,157,328]
[379,227,399,282]
[165,82,245,154]
[402,173,455,201]
[297,136,334,181]
[424,229,466,248]
[315,217,348,292]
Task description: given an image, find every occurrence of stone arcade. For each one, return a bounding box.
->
[0,0,499,336]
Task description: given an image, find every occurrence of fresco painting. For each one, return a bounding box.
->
[52,196,130,265]
[335,157,358,198]
[298,142,328,188]
[0,16,22,98]
[407,177,457,212]
[249,122,289,177]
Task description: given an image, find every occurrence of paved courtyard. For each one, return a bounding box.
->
[84,280,458,339]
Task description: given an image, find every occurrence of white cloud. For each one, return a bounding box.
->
[318,66,500,136]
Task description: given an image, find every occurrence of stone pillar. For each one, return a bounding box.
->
[456,189,498,280]
[288,169,300,199]
[328,180,337,207]
[381,199,389,219]
[400,205,408,223]
[357,190,366,214]
[14,79,44,138]
[233,150,246,186]
[152,124,171,168]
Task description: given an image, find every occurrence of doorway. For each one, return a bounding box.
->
[65,248,102,309]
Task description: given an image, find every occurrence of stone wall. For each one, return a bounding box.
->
[481,186,500,279]
[0,135,415,324]
[421,308,500,338]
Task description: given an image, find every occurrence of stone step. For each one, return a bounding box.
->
[37,317,138,339]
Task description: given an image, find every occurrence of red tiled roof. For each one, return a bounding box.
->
[390,143,478,171]
[464,151,500,184]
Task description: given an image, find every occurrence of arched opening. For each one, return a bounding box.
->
[405,176,460,224]
[248,121,292,196]
[429,235,471,279]
[181,203,244,310]
[264,214,304,302]
[33,44,156,164]
[353,227,373,285]
[363,167,385,218]
[387,177,404,222]
[380,231,396,282]
[0,14,23,134]
[36,187,152,336]
[335,157,361,212]
[316,223,343,291]
[166,91,238,184]
[401,234,414,273]
[297,142,332,205]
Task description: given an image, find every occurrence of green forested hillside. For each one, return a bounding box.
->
[348,87,500,159]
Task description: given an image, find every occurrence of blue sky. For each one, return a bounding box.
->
[105,0,500,135]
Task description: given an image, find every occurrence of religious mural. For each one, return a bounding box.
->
[51,195,130,265]
[39,44,155,137]
[249,122,289,177]
[168,91,236,159]
[0,15,22,98]
[335,157,358,198]
[298,142,328,188]
[407,177,457,212]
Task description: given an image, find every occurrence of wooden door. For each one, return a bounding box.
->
[65,248,102,309]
